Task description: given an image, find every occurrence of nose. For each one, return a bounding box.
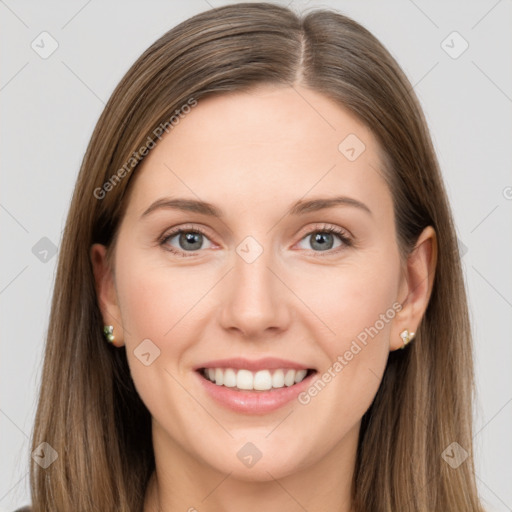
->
[218,248,291,340]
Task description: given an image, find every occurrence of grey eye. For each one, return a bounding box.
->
[297,231,343,252]
[165,231,213,252]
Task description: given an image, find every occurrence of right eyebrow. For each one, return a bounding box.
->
[140,197,223,220]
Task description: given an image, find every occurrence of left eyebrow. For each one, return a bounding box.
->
[288,196,373,217]
[139,195,372,220]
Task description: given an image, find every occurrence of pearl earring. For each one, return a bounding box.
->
[399,329,415,349]
[103,325,115,344]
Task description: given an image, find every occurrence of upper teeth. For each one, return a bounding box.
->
[203,368,309,390]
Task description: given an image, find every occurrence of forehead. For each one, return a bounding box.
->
[124,85,392,221]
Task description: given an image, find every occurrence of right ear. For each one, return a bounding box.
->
[90,243,125,347]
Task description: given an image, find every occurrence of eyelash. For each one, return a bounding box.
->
[158,223,353,258]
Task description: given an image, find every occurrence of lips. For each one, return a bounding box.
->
[193,357,317,414]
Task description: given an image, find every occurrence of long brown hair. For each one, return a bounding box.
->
[28,3,485,511]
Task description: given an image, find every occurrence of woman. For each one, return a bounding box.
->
[20,2,485,511]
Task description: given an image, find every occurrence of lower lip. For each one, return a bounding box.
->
[195,370,317,415]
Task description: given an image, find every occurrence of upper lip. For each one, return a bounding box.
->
[194,357,314,372]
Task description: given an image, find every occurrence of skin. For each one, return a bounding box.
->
[90,84,437,512]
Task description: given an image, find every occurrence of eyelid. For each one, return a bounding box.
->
[295,222,353,243]
[160,223,214,240]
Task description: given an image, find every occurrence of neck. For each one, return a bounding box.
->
[144,420,359,512]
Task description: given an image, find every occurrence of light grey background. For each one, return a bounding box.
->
[1,1,511,510]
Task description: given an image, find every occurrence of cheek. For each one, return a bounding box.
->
[112,249,212,408]
[114,259,217,445]
[295,249,400,412]
[115,250,214,347]
[333,264,398,350]
[296,248,400,353]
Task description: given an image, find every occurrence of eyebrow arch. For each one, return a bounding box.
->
[289,196,372,216]
[140,197,222,219]
[140,195,372,220]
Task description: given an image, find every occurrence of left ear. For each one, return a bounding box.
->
[390,225,438,351]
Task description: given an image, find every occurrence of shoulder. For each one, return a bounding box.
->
[13,507,31,512]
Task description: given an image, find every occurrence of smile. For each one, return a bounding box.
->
[199,367,314,391]
[194,358,318,415]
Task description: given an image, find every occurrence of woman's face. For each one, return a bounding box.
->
[94,84,416,481]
